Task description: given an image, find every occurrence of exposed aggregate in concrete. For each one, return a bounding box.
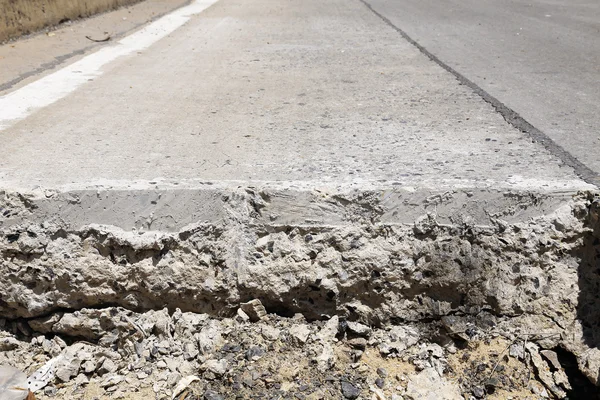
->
[0,189,599,398]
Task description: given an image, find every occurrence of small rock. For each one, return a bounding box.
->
[540,350,561,370]
[171,375,200,398]
[74,373,89,386]
[101,374,124,388]
[357,365,369,374]
[197,321,223,354]
[261,325,281,341]
[81,361,96,374]
[28,313,63,334]
[204,359,228,376]
[236,308,250,322]
[239,299,267,322]
[472,386,485,398]
[347,337,367,350]
[405,368,462,400]
[289,324,311,344]
[376,368,388,378]
[0,336,19,351]
[375,378,385,389]
[246,346,265,361]
[53,336,67,349]
[44,386,57,397]
[509,343,524,359]
[183,341,199,360]
[137,371,149,379]
[56,358,81,382]
[99,358,118,375]
[316,343,336,372]
[316,316,339,342]
[347,322,372,337]
[341,380,361,399]
[204,390,224,400]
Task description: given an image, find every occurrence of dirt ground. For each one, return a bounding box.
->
[0,0,189,93]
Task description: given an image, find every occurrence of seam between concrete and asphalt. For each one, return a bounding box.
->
[360,0,600,188]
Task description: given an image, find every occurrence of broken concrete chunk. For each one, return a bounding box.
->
[405,367,462,400]
[203,359,228,376]
[260,325,281,341]
[316,316,339,342]
[239,299,267,322]
[55,357,81,382]
[525,343,567,398]
[0,365,29,400]
[98,358,117,375]
[52,312,102,340]
[0,335,20,351]
[347,322,372,337]
[289,324,311,344]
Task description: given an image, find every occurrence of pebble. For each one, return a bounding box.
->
[204,390,224,400]
[472,386,485,398]
[375,378,385,389]
[376,367,388,378]
[246,346,266,361]
[204,359,228,376]
[340,380,361,399]
[44,386,57,397]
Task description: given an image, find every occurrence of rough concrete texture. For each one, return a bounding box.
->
[1,0,600,397]
[1,188,599,391]
[0,0,145,42]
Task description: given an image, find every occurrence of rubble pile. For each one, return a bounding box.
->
[1,302,595,399]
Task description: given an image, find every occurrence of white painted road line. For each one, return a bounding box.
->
[0,0,219,131]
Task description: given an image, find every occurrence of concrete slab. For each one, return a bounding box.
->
[0,0,593,198]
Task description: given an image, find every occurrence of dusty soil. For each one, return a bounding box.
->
[0,0,189,92]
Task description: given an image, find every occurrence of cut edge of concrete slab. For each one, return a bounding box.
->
[1,183,599,384]
[0,179,596,231]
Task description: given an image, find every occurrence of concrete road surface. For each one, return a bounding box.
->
[365,0,600,177]
[0,0,596,230]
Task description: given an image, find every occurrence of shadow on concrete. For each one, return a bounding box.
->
[577,198,600,349]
